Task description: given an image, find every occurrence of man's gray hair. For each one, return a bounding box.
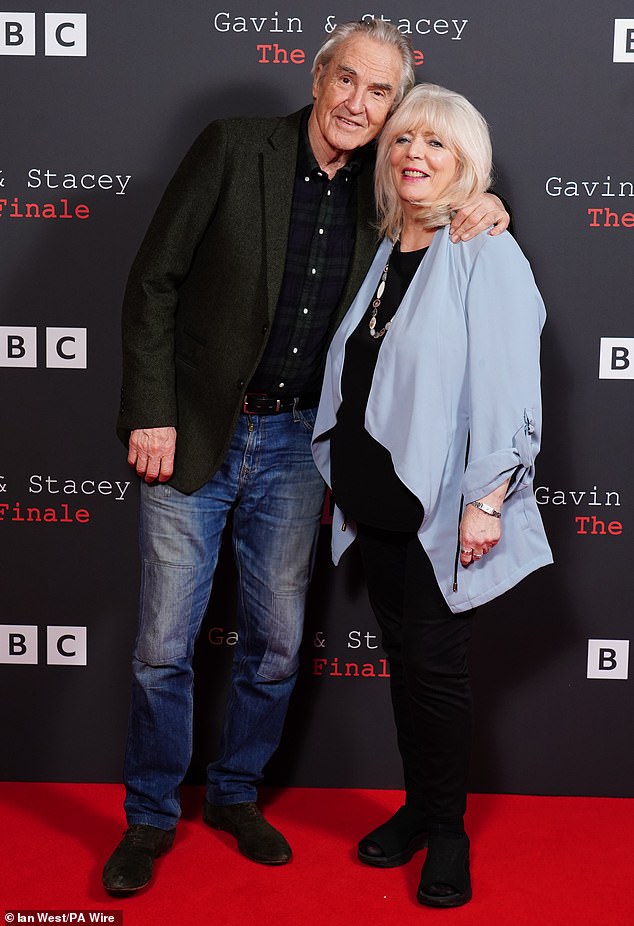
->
[312,20,416,107]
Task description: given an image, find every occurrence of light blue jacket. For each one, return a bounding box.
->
[312,227,553,613]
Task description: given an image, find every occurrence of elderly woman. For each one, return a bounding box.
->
[312,84,552,907]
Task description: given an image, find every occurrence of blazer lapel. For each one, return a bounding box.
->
[261,108,305,322]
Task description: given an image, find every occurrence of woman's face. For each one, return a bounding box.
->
[389,123,459,209]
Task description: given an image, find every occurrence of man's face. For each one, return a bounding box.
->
[310,36,403,157]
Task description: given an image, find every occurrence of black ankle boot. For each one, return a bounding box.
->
[358,805,428,868]
[417,827,471,908]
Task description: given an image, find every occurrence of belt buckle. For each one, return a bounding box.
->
[243,392,268,415]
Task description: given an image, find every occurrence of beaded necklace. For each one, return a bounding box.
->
[368,241,398,339]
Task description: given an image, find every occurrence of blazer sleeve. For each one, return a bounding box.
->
[118,120,229,434]
[460,232,546,503]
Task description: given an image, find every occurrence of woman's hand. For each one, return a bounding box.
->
[459,480,509,567]
[450,193,509,243]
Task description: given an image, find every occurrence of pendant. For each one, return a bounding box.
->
[368,246,396,339]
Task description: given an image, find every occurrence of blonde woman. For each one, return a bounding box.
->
[312,84,552,907]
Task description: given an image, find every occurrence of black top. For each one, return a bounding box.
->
[247,110,362,397]
[330,242,427,531]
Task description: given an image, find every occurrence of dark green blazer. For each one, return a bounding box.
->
[118,106,378,493]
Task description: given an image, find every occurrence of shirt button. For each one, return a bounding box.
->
[292,348,298,354]
[303,308,309,315]
[311,268,316,275]
[318,228,324,235]
[304,176,310,182]
[327,190,331,196]
[278,382,285,388]
[236,379,245,389]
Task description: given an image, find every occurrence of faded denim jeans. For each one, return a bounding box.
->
[123,408,325,829]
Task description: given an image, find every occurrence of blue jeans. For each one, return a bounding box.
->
[123,407,325,829]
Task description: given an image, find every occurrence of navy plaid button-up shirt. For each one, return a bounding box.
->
[247,112,363,398]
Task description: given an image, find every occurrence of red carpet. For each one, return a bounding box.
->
[1,784,632,925]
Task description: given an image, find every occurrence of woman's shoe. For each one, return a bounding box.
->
[358,805,428,868]
[417,828,472,908]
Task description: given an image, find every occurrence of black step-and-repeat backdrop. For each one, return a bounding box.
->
[1,3,633,796]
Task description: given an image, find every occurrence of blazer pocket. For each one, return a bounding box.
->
[175,328,208,368]
[182,326,208,346]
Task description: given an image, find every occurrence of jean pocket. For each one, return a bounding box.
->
[135,560,194,665]
[295,406,317,432]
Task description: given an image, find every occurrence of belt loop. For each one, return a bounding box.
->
[292,396,300,422]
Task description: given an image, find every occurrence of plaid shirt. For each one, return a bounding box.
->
[247,112,362,398]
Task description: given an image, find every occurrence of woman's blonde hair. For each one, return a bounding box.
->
[374,83,493,240]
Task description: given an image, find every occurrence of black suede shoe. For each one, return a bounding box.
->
[202,800,292,865]
[358,805,428,868]
[102,824,175,896]
[417,829,472,908]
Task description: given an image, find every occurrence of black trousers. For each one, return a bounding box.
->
[356,523,475,825]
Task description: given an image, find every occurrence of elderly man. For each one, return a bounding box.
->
[103,19,508,895]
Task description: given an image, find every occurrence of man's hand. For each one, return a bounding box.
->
[128,427,177,483]
[450,192,509,243]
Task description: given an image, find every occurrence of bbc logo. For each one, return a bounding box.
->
[613,19,634,63]
[587,639,629,680]
[0,12,87,56]
[598,338,634,379]
[0,327,87,368]
[0,625,87,665]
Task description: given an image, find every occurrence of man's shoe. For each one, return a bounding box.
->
[102,824,175,895]
[417,829,472,908]
[202,799,292,865]
[358,805,428,868]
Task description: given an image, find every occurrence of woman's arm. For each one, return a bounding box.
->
[459,234,546,565]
